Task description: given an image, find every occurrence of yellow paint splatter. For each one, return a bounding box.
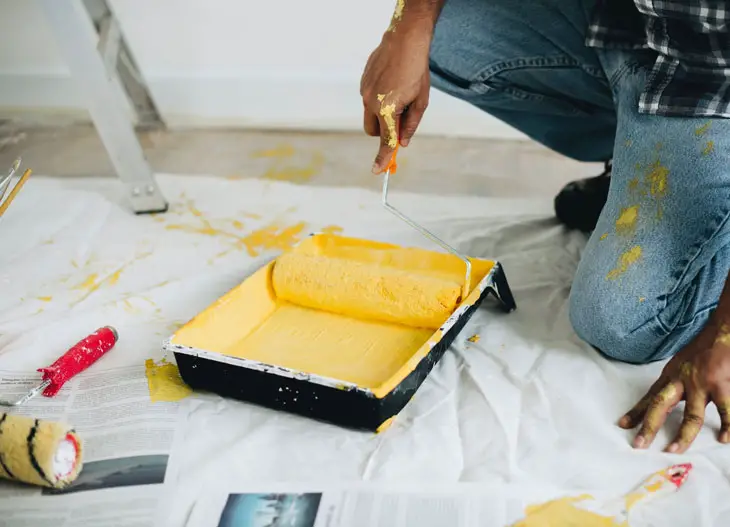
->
[242,222,307,257]
[251,144,325,183]
[639,296,646,302]
[144,359,193,403]
[251,144,296,159]
[716,323,730,346]
[511,495,616,526]
[467,334,480,343]
[615,205,639,235]
[41,239,53,245]
[695,122,711,136]
[703,141,714,155]
[387,0,406,32]
[231,220,244,230]
[37,296,52,302]
[606,245,642,280]
[625,139,632,147]
[628,177,640,191]
[645,160,668,198]
[655,142,663,151]
[166,199,307,260]
[121,299,139,314]
[320,225,343,235]
[377,93,398,149]
[244,212,262,219]
[599,233,608,240]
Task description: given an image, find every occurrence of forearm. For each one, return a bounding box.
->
[387,0,446,33]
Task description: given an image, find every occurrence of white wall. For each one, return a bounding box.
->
[0,0,524,139]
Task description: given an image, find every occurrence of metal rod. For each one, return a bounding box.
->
[382,169,472,300]
[0,157,21,202]
[0,379,52,407]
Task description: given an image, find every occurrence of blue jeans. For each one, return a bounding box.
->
[430,0,730,364]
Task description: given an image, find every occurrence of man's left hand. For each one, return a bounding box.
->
[619,320,730,453]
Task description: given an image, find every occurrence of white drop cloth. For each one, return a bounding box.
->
[0,174,728,526]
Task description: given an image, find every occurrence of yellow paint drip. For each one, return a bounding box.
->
[377,93,398,149]
[387,0,406,32]
[645,160,668,198]
[695,122,711,136]
[615,205,639,235]
[144,359,193,403]
[606,245,642,280]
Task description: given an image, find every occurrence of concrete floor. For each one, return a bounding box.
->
[0,119,600,200]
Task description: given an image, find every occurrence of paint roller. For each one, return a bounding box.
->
[272,145,472,330]
[0,413,82,489]
[0,327,118,489]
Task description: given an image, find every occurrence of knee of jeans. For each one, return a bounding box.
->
[568,282,660,365]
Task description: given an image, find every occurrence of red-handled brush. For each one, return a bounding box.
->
[0,326,118,406]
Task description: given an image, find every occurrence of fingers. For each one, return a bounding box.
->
[399,93,429,147]
[619,378,666,429]
[363,107,379,137]
[666,392,706,453]
[372,112,400,174]
[713,389,730,443]
[633,381,683,449]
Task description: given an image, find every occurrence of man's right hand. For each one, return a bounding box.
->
[360,24,434,174]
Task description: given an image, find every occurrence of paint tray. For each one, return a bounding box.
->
[164,233,516,432]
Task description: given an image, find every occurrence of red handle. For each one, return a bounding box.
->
[38,326,119,397]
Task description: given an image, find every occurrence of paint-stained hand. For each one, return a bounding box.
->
[360,26,432,174]
[619,321,730,453]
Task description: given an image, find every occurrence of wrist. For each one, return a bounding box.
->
[385,0,443,36]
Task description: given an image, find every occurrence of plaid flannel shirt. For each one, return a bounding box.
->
[586,0,730,118]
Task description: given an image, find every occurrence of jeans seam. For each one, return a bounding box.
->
[474,55,604,83]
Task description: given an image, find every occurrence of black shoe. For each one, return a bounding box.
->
[553,160,612,233]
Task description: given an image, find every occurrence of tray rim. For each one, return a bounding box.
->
[162,232,505,399]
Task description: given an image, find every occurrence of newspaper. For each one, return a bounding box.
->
[0,365,184,527]
[184,483,546,527]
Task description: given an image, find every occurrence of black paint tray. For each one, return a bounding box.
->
[164,233,516,432]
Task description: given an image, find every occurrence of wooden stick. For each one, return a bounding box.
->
[0,169,32,217]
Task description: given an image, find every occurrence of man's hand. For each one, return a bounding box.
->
[619,320,730,453]
[360,21,433,174]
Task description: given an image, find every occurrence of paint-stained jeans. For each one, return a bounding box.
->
[430,0,730,364]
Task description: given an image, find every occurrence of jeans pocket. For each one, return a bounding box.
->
[473,56,607,117]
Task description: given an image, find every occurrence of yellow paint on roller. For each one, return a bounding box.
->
[606,245,642,280]
[0,413,82,489]
[273,252,462,329]
[377,93,398,149]
[144,359,193,403]
[172,234,495,397]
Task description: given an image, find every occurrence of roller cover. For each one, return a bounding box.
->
[272,253,463,329]
[0,413,82,488]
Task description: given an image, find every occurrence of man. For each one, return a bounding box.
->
[360,0,730,453]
